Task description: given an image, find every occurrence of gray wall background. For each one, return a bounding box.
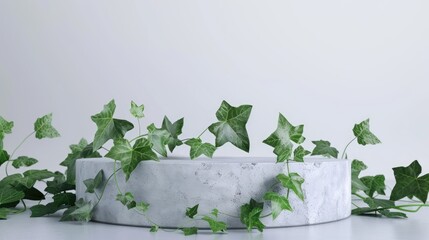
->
[1,0,428,179]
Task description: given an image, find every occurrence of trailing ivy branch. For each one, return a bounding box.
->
[2,100,429,236]
[0,114,61,219]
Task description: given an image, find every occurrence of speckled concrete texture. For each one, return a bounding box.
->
[76,157,351,228]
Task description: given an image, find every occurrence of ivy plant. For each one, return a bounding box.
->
[1,100,428,236]
[0,114,60,219]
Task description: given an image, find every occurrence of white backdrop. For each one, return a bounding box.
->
[1,0,428,180]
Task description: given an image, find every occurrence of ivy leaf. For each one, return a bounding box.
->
[0,150,10,166]
[208,101,252,152]
[11,156,38,169]
[311,140,339,158]
[30,203,61,217]
[116,192,136,209]
[351,160,369,193]
[135,201,150,213]
[0,208,19,219]
[60,199,93,222]
[0,116,14,135]
[378,210,407,218]
[91,100,134,151]
[202,216,227,233]
[263,113,305,163]
[185,204,199,218]
[150,225,159,232]
[31,193,76,217]
[13,170,56,189]
[34,113,60,139]
[22,187,45,201]
[0,186,25,205]
[211,208,219,217]
[293,146,311,162]
[276,173,305,201]
[390,160,429,203]
[240,199,265,232]
[363,198,395,209]
[0,116,14,151]
[60,138,101,185]
[263,192,292,219]
[45,172,75,194]
[106,138,158,180]
[83,170,104,193]
[360,175,386,198]
[182,227,198,236]
[185,138,216,159]
[353,119,381,146]
[147,123,170,157]
[130,101,145,119]
[162,116,184,152]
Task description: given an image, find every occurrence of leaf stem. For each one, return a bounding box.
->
[138,119,141,136]
[93,167,122,208]
[130,134,148,143]
[353,193,367,200]
[341,137,357,159]
[113,160,122,195]
[197,128,208,139]
[219,211,240,218]
[5,130,36,176]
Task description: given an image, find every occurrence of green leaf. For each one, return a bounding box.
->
[263,192,292,219]
[0,116,14,135]
[91,100,134,151]
[34,113,60,139]
[150,225,159,232]
[186,204,199,218]
[30,203,62,217]
[208,101,252,152]
[31,193,76,217]
[202,215,227,233]
[116,192,136,209]
[363,198,395,209]
[45,172,75,194]
[53,192,76,206]
[263,113,305,163]
[182,227,198,236]
[185,138,216,159]
[130,101,145,119]
[0,150,10,166]
[293,146,311,162]
[311,140,339,158]
[60,199,93,222]
[240,198,265,232]
[106,138,158,180]
[0,116,14,152]
[351,160,369,193]
[22,187,45,201]
[361,175,386,198]
[378,210,407,218]
[0,187,25,205]
[390,160,429,203]
[353,119,381,146]
[23,169,55,180]
[276,173,305,201]
[83,170,104,193]
[135,201,150,213]
[11,156,38,169]
[147,123,170,157]
[0,208,19,219]
[211,208,219,217]
[162,116,184,152]
[60,138,101,185]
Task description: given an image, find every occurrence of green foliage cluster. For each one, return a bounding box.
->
[1,100,428,236]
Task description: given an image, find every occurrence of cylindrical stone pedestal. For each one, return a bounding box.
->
[76,157,350,228]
